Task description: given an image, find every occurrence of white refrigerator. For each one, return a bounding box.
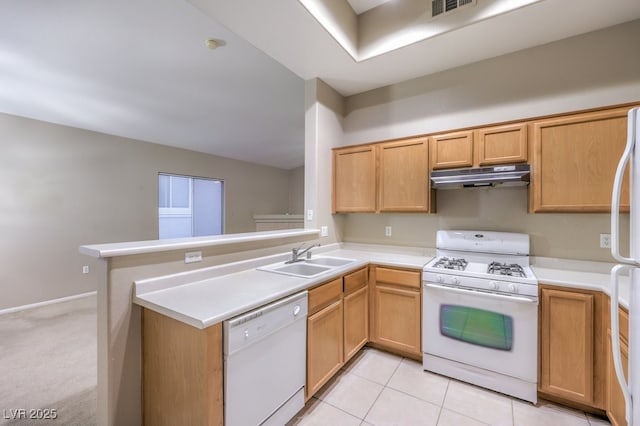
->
[611,106,640,426]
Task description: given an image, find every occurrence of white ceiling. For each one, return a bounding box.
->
[0,0,305,170]
[2,0,640,170]
[346,0,393,14]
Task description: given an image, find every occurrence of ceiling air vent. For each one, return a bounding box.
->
[431,0,476,18]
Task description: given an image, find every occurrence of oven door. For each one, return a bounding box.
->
[422,282,538,382]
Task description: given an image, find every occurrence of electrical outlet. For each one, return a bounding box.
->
[600,233,611,249]
[307,209,313,221]
[185,251,202,264]
[385,226,392,237]
[82,265,90,274]
[321,226,328,237]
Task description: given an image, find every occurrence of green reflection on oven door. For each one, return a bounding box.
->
[440,304,513,351]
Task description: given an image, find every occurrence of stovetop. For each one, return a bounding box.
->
[422,230,538,297]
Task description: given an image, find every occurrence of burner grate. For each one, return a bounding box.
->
[487,262,525,278]
[433,257,468,271]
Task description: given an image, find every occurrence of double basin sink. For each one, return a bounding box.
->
[258,256,357,278]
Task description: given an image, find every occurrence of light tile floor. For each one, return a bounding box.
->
[288,347,611,426]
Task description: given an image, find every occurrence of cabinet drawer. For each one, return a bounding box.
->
[375,267,421,289]
[309,278,342,314]
[344,267,367,294]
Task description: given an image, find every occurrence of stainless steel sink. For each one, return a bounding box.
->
[304,256,356,267]
[258,256,357,278]
[259,262,331,278]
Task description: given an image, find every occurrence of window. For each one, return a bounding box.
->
[158,173,224,239]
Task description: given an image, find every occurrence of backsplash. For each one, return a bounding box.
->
[340,187,628,263]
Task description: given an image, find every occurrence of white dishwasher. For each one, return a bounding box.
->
[224,290,308,426]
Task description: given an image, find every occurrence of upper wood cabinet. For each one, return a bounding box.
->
[333,137,432,213]
[430,124,528,170]
[378,137,430,212]
[477,123,528,166]
[539,285,606,409]
[530,107,630,212]
[333,145,377,213]
[429,130,474,170]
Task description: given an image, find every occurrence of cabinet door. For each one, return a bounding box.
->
[378,138,430,212]
[344,285,369,362]
[476,123,527,166]
[372,284,421,357]
[333,145,377,213]
[429,130,473,170]
[306,300,344,399]
[143,309,223,426]
[531,107,629,212]
[607,330,629,426]
[539,288,595,405]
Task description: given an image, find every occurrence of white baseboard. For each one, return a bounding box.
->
[0,291,97,316]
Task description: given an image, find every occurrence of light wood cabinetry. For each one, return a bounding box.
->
[607,304,630,426]
[530,107,630,212]
[476,123,528,166]
[306,267,369,399]
[539,285,606,409]
[343,278,369,361]
[430,123,528,170]
[378,138,430,212]
[429,130,474,170]
[333,137,432,213]
[306,299,344,399]
[332,145,377,213]
[370,266,422,359]
[142,309,223,426]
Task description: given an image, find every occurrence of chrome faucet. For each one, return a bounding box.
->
[285,243,320,264]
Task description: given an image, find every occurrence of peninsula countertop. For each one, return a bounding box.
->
[134,243,630,329]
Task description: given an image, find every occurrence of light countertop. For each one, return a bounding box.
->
[134,244,433,329]
[134,243,631,329]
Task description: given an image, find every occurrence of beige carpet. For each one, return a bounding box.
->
[0,295,97,426]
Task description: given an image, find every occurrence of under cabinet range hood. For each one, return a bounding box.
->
[430,164,530,189]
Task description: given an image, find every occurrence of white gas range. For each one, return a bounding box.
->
[422,230,539,403]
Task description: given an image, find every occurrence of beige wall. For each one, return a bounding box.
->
[0,113,299,310]
[288,165,305,214]
[333,20,640,262]
[305,79,345,243]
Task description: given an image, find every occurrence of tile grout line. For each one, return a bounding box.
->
[355,355,403,423]
[434,377,451,426]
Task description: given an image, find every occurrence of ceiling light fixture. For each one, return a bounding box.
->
[205,38,226,50]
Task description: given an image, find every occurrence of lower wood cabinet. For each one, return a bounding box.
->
[607,304,630,426]
[370,266,422,359]
[306,267,369,399]
[607,330,629,426]
[344,284,369,361]
[538,285,606,410]
[306,299,344,399]
[142,309,223,426]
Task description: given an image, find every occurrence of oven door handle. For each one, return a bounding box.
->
[424,283,538,304]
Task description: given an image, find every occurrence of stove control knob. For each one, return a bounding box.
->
[451,277,460,285]
[509,283,518,293]
[436,274,444,283]
[490,281,499,290]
